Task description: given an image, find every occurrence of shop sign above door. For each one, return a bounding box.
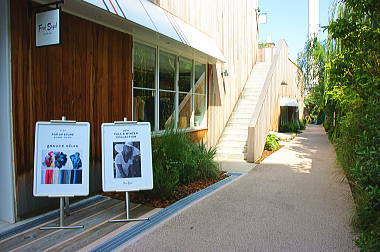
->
[35,8,60,47]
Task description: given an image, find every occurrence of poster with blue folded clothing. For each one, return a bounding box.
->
[33,121,90,197]
[102,122,153,192]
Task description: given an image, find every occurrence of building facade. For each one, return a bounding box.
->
[0,0,259,222]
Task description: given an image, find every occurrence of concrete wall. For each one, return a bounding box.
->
[152,0,259,147]
[0,0,16,223]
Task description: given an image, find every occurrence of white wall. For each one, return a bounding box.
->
[0,0,16,223]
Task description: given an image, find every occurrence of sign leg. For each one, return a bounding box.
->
[109,192,149,222]
[40,197,84,230]
[64,197,70,216]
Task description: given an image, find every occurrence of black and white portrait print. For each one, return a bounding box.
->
[113,141,142,178]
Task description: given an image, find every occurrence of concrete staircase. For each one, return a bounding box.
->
[215,62,271,161]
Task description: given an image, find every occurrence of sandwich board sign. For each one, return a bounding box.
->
[33,121,90,197]
[101,121,153,192]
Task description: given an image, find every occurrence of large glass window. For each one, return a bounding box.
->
[133,42,207,132]
[133,43,156,130]
[178,57,192,129]
[133,89,156,128]
[159,51,176,130]
[194,63,207,127]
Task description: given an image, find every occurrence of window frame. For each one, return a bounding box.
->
[132,40,208,133]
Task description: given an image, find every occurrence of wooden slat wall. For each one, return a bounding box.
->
[152,0,259,147]
[11,0,132,218]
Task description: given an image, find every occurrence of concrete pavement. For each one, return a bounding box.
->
[122,125,355,251]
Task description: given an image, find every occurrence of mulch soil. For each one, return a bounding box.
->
[104,147,281,208]
[102,171,229,208]
[255,146,283,164]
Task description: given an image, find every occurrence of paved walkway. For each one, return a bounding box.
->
[124,125,355,251]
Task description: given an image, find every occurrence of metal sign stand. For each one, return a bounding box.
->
[40,197,83,230]
[40,116,84,230]
[109,118,149,223]
[109,191,149,223]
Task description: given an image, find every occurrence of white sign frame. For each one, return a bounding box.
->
[35,8,61,47]
[102,122,153,192]
[33,121,90,197]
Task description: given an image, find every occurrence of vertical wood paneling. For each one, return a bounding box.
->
[153,0,259,147]
[11,1,133,218]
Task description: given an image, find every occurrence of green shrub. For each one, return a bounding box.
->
[298,0,380,248]
[149,159,180,200]
[299,119,307,130]
[192,142,219,181]
[144,128,220,200]
[279,121,300,133]
[354,185,380,251]
[355,229,380,252]
[264,134,280,151]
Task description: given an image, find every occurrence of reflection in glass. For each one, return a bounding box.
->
[133,43,156,89]
[178,93,191,129]
[133,89,156,130]
[159,91,176,130]
[194,63,206,95]
[159,51,176,91]
[179,57,192,93]
[194,94,206,127]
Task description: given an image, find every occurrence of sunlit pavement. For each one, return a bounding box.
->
[123,125,355,251]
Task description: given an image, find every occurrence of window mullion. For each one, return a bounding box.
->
[155,46,159,132]
[190,59,195,128]
[175,56,179,128]
[131,42,135,121]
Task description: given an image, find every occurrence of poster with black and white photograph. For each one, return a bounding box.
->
[33,122,90,196]
[102,122,153,192]
[113,141,142,179]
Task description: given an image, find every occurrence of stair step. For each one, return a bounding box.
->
[229,118,251,124]
[230,112,252,119]
[220,130,248,137]
[237,101,258,106]
[214,62,271,161]
[214,152,247,161]
[241,93,261,98]
[226,122,249,129]
[216,140,247,148]
[216,145,247,153]
[235,105,254,111]
[217,139,248,147]
[238,97,260,103]
[219,134,248,142]
[243,87,263,92]
[221,130,248,137]
[243,88,263,94]
[223,126,248,133]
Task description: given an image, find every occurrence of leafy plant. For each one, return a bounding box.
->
[193,142,219,181]
[279,121,301,133]
[144,128,220,200]
[297,0,380,249]
[299,119,307,130]
[264,134,280,151]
